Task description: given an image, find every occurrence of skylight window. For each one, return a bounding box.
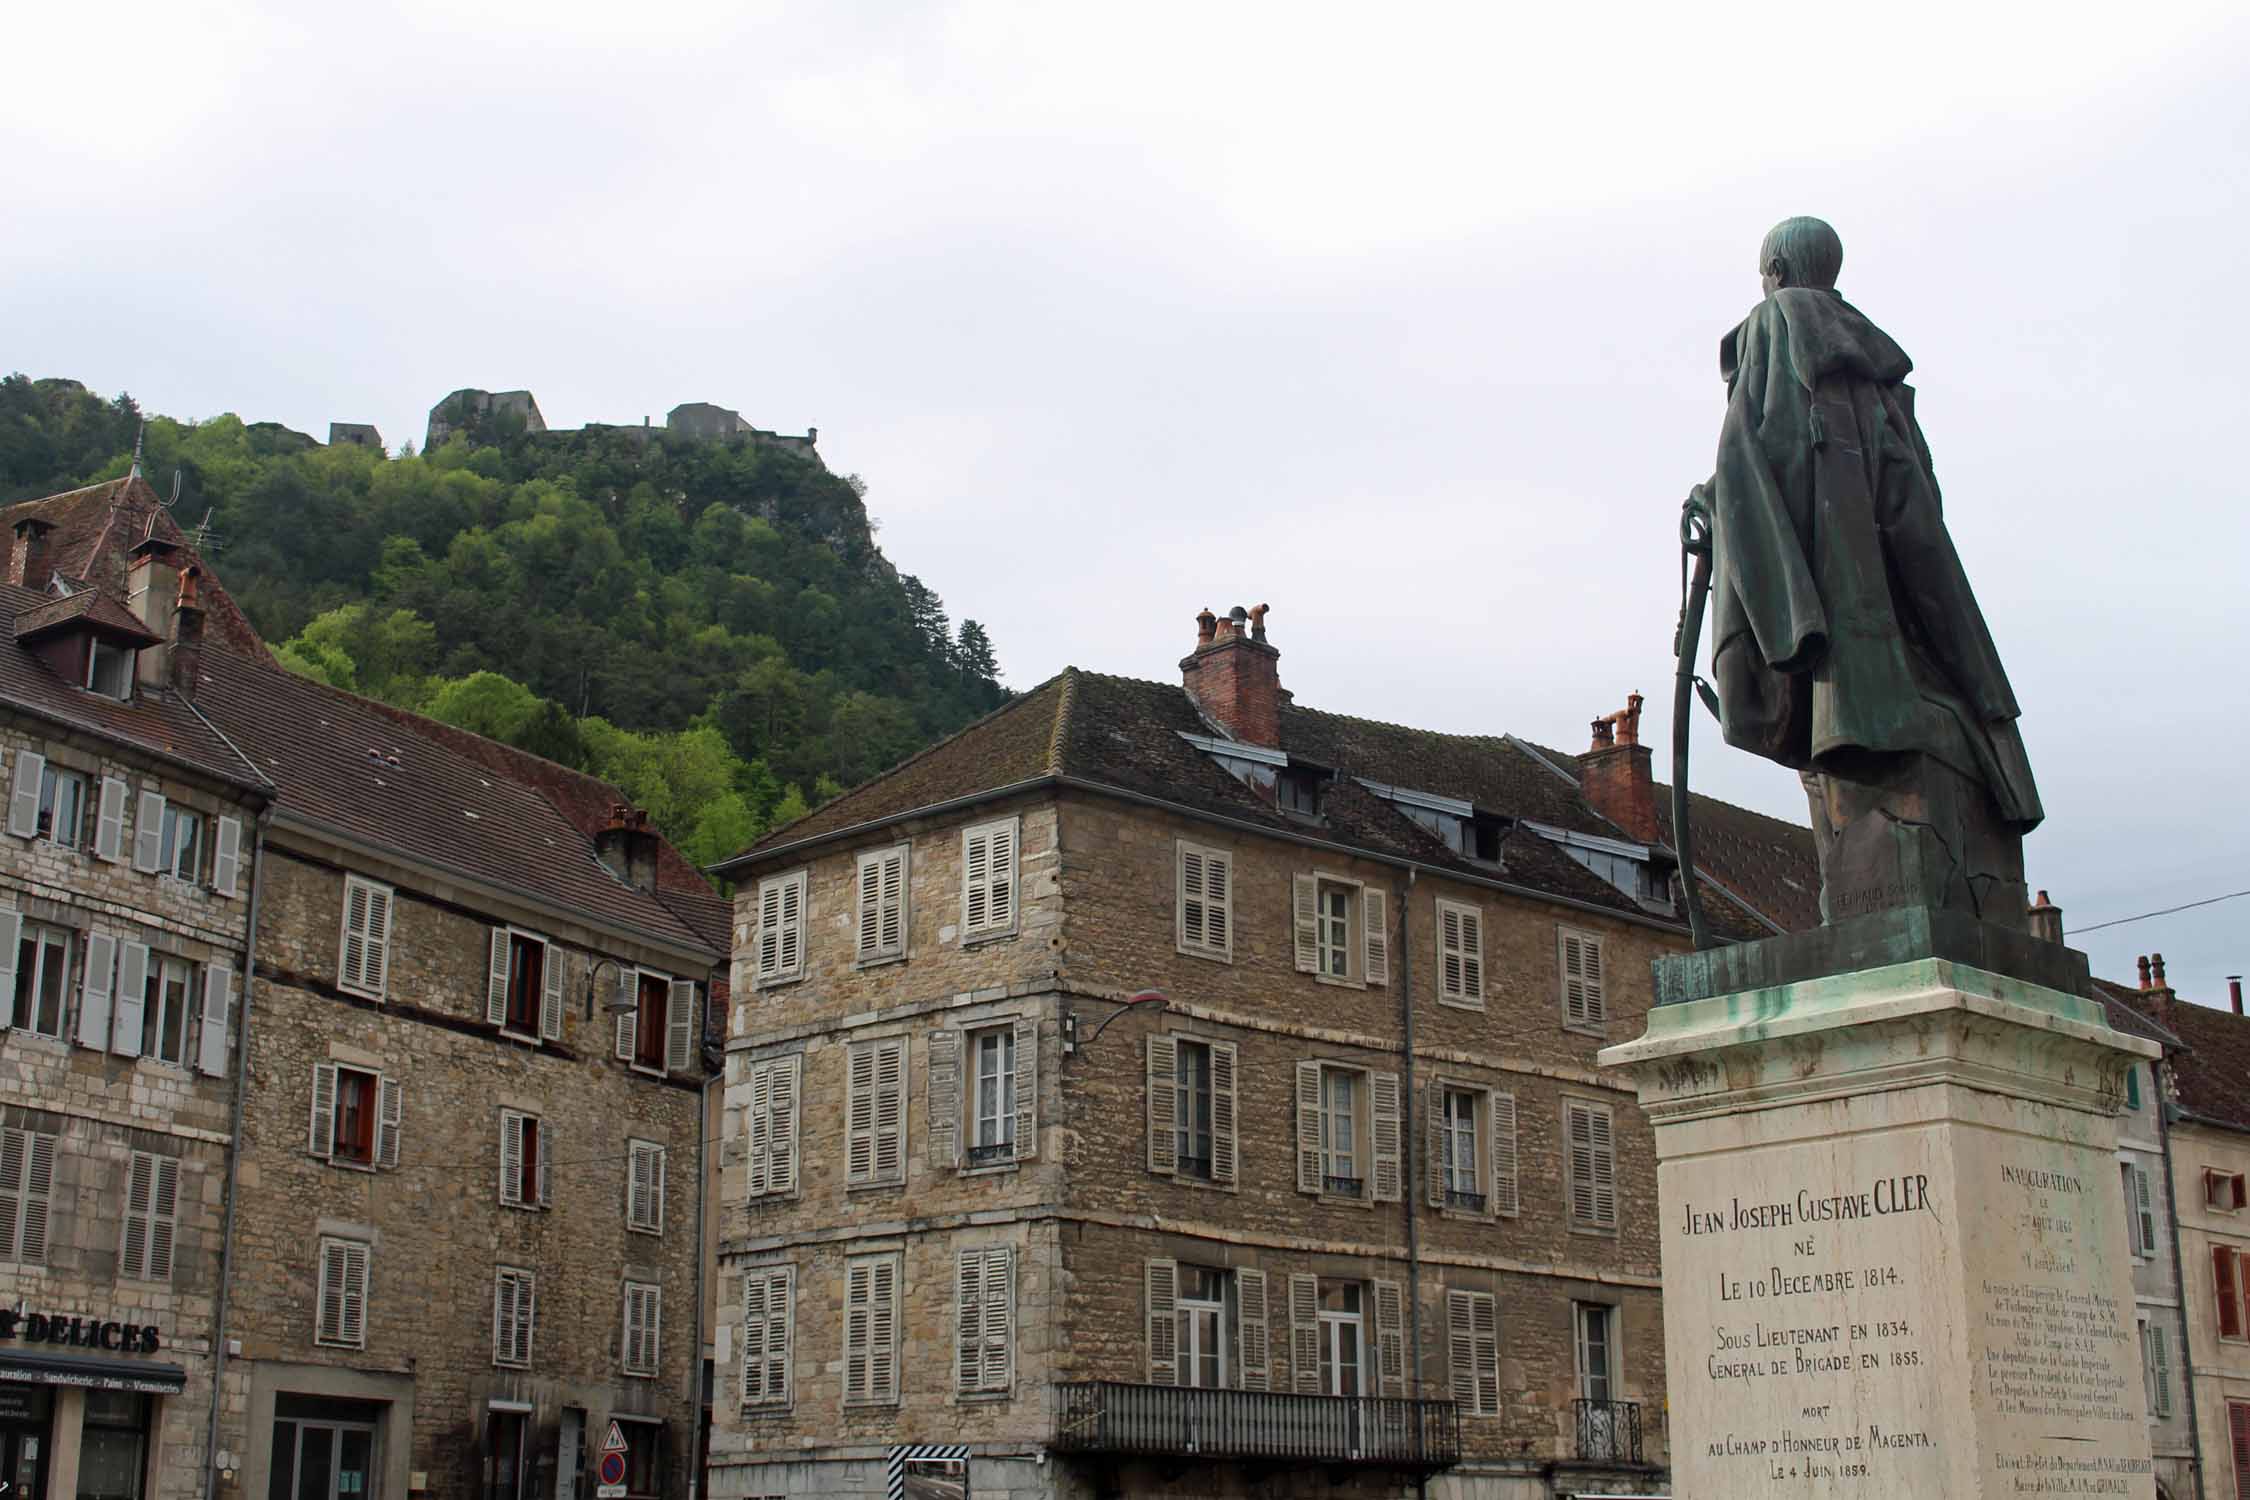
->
[86,639,135,700]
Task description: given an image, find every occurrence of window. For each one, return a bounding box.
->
[1295,1061,1403,1201]
[1559,927,1607,1030]
[962,816,1019,940]
[617,1419,665,1497]
[1145,1033,1237,1185]
[2122,1162,2156,1258]
[1443,1089,1482,1211]
[1146,1259,1269,1390]
[844,1253,902,1406]
[2233,1403,2250,1500]
[2215,1246,2246,1341]
[1177,1265,1234,1389]
[37,763,86,847]
[0,1127,57,1264]
[622,1281,662,1377]
[744,1055,800,1199]
[627,1140,666,1234]
[1316,1281,1364,1396]
[969,1025,1016,1165]
[617,970,695,1075]
[1291,874,1387,985]
[142,954,193,1066]
[1437,899,1485,1006]
[1277,768,1323,816]
[1427,1085,1518,1218]
[1448,1290,1501,1416]
[87,638,134,699]
[160,804,204,882]
[93,777,126,862]
[846,1036,907,1188]
[1176,841,1233,960]
[855,845,908,963]
[2125,1064,2142,1111]
[309,1064,400,1170]
[500,1111,550,1209]
[1574,1302,1616,1401]
[119,1150,179,1282]
[754,871,807,984]
[955,1245,1015,1395]
[8,917,71,1038]
[1565,1099,1618,1231]
[315,1237,370,1348]
[487,929,561,1041]
[337,876,393,998]
[494,1267,536,1368]
[2209,1171,2248,1213]
[1560,841,1667,905]
[740,1265,794,1410]
[2141,1318,2173,1420]
[79,1391,151,1500]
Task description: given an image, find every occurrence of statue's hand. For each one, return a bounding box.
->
[1681,485,1713,556]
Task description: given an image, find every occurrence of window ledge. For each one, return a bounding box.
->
[1310,1192,1376,1211]
[628,1062,668,1080]
[853,952,907,971]
[959,1159,1020,1179]
[846,1180,907,1195]
[1175,944,1234,964]
[497,1029,543,1048]
[6,1033,70,1053]
[337,982,386,1003]
[961,928,1020,949]
[626,1223,664,1237]
[135,1057,193,1077]
[1567,1222,1620,1238]
[737,1404,794,1420]
[955,1389,1013,1404]
[843,1398,901,1410]
[753,972,808,993]
[323,1157,379,1174]
[1436,995,1486,1012]
[1313,974,1366,991]
[1157,1171,1237,1194]
[1438,1207,1497,1225]
[1561,1021,1609,1039]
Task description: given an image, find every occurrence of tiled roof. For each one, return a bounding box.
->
[2108,984,2250,1131]
[1,477,264,653]
[0,583,266,791]
[13,586,163,645]
[2091,979,2184,1051]
[727,667,1807,938]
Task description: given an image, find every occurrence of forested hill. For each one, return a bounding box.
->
[0,374,1009,871]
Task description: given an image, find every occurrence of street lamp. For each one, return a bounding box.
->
[584,957,640,1020]
[1063,989,1168,1057]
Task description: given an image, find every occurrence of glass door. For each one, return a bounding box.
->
[2,1426,47,1500]
[270,1421,378,1500]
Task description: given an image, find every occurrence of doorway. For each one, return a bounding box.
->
[269,1417,377,1500]
[0,1382,53,1500]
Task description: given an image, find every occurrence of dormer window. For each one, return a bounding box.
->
[87,639,135,699]
[1278,768,1324,817]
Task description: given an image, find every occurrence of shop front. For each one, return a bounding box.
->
[0,1310,188,1500]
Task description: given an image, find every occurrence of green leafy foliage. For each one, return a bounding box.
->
[4,375,1009,878]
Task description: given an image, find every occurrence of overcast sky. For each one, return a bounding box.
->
[8,1,2246,1004]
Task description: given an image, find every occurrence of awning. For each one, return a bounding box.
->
[0,1352,187,1394]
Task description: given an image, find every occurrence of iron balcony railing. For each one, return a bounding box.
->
[1053,1382,1460,1470]
[1574,1397,1643,1464]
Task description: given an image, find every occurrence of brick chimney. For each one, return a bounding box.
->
[170,565,206,695]
[1180,604,1282,748]
[128,530,183,687]
[596,805,661,892]
[2140,953,2176,1032]
[1580,693,1657,844]
[9,518,54,590]
[2026,890,2064,945]
[2230,975,2243,1017]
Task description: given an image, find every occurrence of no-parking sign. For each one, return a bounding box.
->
[595,1419,629,1497]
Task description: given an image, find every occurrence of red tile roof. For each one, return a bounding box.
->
[13,586,164,645]
[2108,984,2250,1132]
[1,477,264,653]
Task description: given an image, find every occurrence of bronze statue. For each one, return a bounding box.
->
[1682,217,2039,932]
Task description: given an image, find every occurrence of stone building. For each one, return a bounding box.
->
[2,517,270,1499]
[326,424,384,452]
[705,606,1816,1500]
[3,475,732,1500]
[425,390,547,452]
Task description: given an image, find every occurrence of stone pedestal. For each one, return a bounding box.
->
[1600,923,2159,1499]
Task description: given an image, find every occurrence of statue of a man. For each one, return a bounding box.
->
[1694,217,2040,928]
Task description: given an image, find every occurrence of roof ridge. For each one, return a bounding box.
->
[1283,698,1512,746]
[1045,667,1079,774]
[1,475,132,515]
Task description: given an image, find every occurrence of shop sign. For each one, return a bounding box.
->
[0,1309,163,1355]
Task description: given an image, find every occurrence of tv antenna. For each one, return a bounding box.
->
[190,508,227,555]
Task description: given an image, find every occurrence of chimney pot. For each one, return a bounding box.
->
[2153,952,2168,988]
[169,565,206,695]
[2230,976,2243,1016]
[1180,600,1283,747]
[10,518,55,591]
[2137,955,2152,990]
[2026,889,2064,945]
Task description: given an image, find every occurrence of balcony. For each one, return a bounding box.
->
[1574,1398,1643,1464]
[1053,1382,1459,1471]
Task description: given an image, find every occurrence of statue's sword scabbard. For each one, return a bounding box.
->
[1673,489,1718,951]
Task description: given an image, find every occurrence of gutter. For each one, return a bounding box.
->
[4,692,270,797]
[692,1048,717,1500]
[272,807,720,966]
[1396,869,1427,1499]
[205,812,270,1500]
[716,773,1697,941]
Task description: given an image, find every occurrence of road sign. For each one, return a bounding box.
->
[595,1422,629,1497]
[602,1420,628,1454]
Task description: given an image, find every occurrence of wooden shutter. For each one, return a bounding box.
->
[1295,1061,1323,1193]
[1489,1091,1520,1217]
[211,815,243,896]
[928,1029,961,1170]
[1566,1100,1617,1228]
[1440,901,1484,1003]
[341,878,391,996]
[1427,1084,1448,1209]
[1292,874,1319,972]
[1374,1279,1407,1396]
[95,777,126,861]
[0,1131,49,1264]
[2148,1323,2172,1418]
[111,941,148,1058]
[318,1239,370,1347]
[1012,1015,1038,1161]
[870,1256,899,1402]
[1145,1259,1178,1385]
[857,847,907,961]
[847,1046,877,1184]
[308,1063,338,1158]
[858,852,884,959]
[121,1152,153,1280]
[197,962,231,1076]
[78,932,117,1050]
[7,750,43,838]
[133,789,165,872]
[957,1246,1013,1393]
[614,969,638,1060]
[987,819,1016,930]
[874,1038,904,1182]
[0,910,18,1022]
[629,1141,665,1232]
[377,1075,402,1169]
[0,1130,23,1261]
[757,879,783,980]
[769,1056,799,1194]
[537,1119,553,1208]
[746,1061,773,1197]
[624,1282,660,1376]
[1447,1291,1477,1410]
[1363,888,1389,985]
[540,940,565,1041]
[2217,1247,2242,1339]
[147,1155,178,1282]
[1179,844,1232,958]
[1472,1292,1500,1414]
[1560,928,1605,1025]
[963,818,1017,937]
[486,929,513,1026]
[777,872,804,975]
[500,1112,525,1206]
[1236,1268,1270,1391]
[1179,845,1206,951]
[845,1259,873,1400]
[1145,1034,1178,1175]
[742,1266,794,1408]
[497,1271,533,1367]
[667,979,695,1073]
[1371,1070,1403,1202]
[1210,1040,1239,1186]
[2232,1403,2250,1500]
[2135,1165,2157,1255]
[1288,1273,1321,1394]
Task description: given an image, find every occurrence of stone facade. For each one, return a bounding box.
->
[0,716,263,1498]
[710,779,1677,1499]
[2112,1043,2196,1499]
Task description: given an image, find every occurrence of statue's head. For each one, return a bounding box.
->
[1758,216,1842,294]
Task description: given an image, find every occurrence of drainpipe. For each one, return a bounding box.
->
[207,813,270,1500]
[2158,1054,2207,1500]
[690,991,718,1500]
[1395,869,1427,1498]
